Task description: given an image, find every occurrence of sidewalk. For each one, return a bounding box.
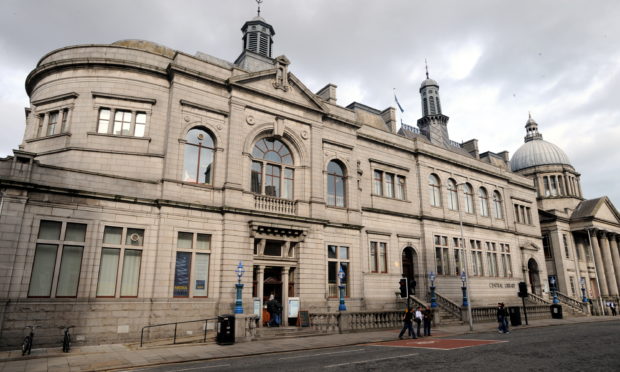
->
[1,316,617,372]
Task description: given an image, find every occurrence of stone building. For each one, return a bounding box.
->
[0,12,615,347]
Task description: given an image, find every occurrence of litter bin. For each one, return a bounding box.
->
[216,314,235,345]
[550,304,563,319]
[508,306,522,326]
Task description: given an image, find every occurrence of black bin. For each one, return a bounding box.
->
[508,306,522,326]
[216,314,235,345]
[550,304,563,319]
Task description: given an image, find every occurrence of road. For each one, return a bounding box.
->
[127,321,620,371]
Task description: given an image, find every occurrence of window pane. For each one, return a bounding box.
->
[196,234,211,250]
[125,228,144,246]
[335,175,345,207]
[327,174,336,205]
[251,161,262,193]
[103,226,122,244]
[38,220,62,240]
[370,242,377,272]
[56,245,83,297]
[264,240,282,256]
[65,223,86,242]
[374,170,382,195]
[183,144,199,182]
[194,253,210,297]
[120,249,141,296]
[328,261,337,283]
[339,246,349,259]
[379,243,387,272]
[282,168,294,199]
[98,109,110,133]
[134,113,146,137]
[198,148,213,184]
[28,244,58,297]
[173,251,191,297]
[265,165,280,197]
[177,232,193,249]
[327,245,337,259]
[385,174,394,198]
[97,248,120,296]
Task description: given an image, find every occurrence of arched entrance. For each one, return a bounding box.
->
[402,247,418,295]
[527,258,541,295]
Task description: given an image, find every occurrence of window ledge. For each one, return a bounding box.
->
[87,131,151,142]
[26,132,71,143]
[371,194,408,202]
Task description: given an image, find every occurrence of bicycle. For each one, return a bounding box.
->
[21,325,38,356]
[60,325,75,353]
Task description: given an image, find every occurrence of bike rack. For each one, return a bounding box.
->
[140,318,218,347]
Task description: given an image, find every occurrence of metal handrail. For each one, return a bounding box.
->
[140,318,218,347]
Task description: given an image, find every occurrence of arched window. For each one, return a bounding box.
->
[327,160,346,207]
[429,174,441,207]
[183,128,214,184]
[493,191,503,219]
[478,187,489,217]
[464,183,474,214]
[447,179,459,210]
[251,138,294,199]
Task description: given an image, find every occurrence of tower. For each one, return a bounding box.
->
[235,2,276,71]
[417,64,450,146]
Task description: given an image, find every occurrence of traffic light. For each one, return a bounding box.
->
[518,281,528,298]
[399,278,408,298]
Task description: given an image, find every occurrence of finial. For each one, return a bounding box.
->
[425,59,429,79]
[528,111,531,119]
[256,0,263,16]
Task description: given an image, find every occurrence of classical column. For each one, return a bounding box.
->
[282,267,290,327]
[591,230,609,296]
[600,232,619,296]
[609,235,620,295]
[257,265,264,327]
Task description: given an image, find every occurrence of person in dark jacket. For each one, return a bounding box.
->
[422,306,432,336]
[398,307,416,339]
[497,302,509,333]
[266,294,282,327]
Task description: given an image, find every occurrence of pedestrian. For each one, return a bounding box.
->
[414,306,423,337]
[266,294,282,327]
[610,302,617,316]
[410,278,417,295]
[497,302,509,334]
[422,306,432,336]
[398,307,416,339]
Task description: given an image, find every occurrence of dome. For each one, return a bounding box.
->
[511,139,572,172]
[420,78,438,89]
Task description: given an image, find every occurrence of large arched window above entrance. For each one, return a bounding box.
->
[429,174,441,207]
[183,127,215,184]
[251,138,294,199]
[327,160,346,207]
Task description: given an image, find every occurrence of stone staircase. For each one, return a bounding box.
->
[253,326,320,340]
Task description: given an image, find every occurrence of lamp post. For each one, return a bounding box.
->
[549,276,559,304]
[234,261,245,314]
[429,271,437,308]
[338,266,347,311]
[460,271,469,307]
[580,277,588,303]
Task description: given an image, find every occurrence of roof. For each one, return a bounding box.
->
[510,138,572,171]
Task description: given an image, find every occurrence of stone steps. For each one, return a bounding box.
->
[253,326,319,340]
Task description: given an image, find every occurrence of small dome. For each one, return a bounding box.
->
[420,78,438,89]
[511,139,572,172]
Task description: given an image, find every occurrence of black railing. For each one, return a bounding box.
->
[140,318,218,347]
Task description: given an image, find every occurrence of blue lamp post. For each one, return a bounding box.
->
[460,271,469,307]
[429,271,437,308]
[338,266,347,311]
[549,276,559,304]
[234,261,245,314]
[580,277,588,303]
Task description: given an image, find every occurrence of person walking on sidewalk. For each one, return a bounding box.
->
[610,302,617,316]
[414,307,423,337]
[398,307,416,339]
[497,302,510,333]
[422,306,432,336]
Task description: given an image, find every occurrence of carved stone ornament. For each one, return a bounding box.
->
[184,116,191,122]
[246,115,256,125]
[273,55,291,92]
[301,130,308,140]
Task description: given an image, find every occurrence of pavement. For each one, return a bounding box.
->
[1,315,618,372]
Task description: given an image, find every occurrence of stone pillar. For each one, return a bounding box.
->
[576,239,586,263]
[609,235,620,295]
[256,265,264,327]
[591,230,609,296]
[600,232,619,296]
[282,267,290,327]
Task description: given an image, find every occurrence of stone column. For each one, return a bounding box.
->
[609,235,620,295]
[282,267,290,327]
[600,232,619,296]
[256,265,264,327]
[591,230,609,296]
[576,239,586,263]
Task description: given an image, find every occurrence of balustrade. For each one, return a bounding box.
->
[254,195,297,214]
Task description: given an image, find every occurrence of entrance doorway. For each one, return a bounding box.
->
[402,247,418,295]
[527,258,540,295]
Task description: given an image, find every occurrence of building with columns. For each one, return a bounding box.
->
[511,115,620,311]
[0,11,616,347]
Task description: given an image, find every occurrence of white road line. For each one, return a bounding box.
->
[172,364,231,371]
[279,348,365,360]
[324,353,418,368]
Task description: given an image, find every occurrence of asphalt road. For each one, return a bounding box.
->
[128,320,620,371]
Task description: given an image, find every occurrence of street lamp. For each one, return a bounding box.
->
[234,261,245,314]
[549,276,559,304]
[460,271,469,307]
[338,266,347,311]
[429,271,437,308]
[580,277,588,303]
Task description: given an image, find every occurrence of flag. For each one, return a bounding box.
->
[394,91,405,113]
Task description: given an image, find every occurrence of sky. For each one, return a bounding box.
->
[1,0,619,207]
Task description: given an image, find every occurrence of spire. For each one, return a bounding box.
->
[417,64,450,147]
[524,113,543,142]
[256,0,262,16]
[425,58,429,79]
[419,61,441,116]
[240,1,275,58]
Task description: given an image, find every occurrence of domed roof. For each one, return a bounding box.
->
[420,78,438,88]
[511,139,572,171]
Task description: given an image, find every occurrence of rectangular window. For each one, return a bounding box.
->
[265,164,281,197]
[97,108,111,133]
[373,170,383,195]
[370,241,387,273]
[46,111,58,136]
[60,109,70,133]
[563,234,570,259]
[396,176,406,200]
[174,251,192,297]
[434,235,450,275]
[28,220,86,298]
[134,112,146,137]
[500,243,512,278]
[113,110,132,135]
[370,242,377,272]
[327,245,349,297]
[251,161,263,193]
[282,168,294,199]
[470,239,484,276]
[486,242,498,277]
[453,238,464,276]
[543,234,553,259]
[384,173,394,198]
[569,276,576,297]
[174,232,212,297]
[37,114,44,137]
[96,226,144,298]
[97,108,148,136]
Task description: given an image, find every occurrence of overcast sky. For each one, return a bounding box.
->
[1,0,619,207]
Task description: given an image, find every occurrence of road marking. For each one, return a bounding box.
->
[324,353,418,368]
[172,364,231,371]
[279,348,365,360]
